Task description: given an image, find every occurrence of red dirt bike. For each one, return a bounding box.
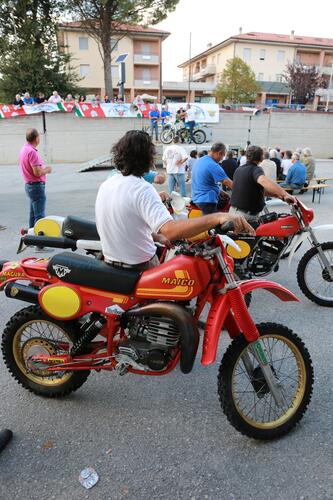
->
[0,223,313,440]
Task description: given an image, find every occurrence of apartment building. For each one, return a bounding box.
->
[179,31,333,106]
[59,22,170,101]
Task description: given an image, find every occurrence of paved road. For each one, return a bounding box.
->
[0,162,332,499]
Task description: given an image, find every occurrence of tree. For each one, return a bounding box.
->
[283,62,326,104]
[215,57,259,104]
[68,0,179,98]
[0,0,80,101]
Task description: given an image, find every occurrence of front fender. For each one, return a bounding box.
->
[201,280,299,366]
[239,279,300,302]
[288,224,333,266]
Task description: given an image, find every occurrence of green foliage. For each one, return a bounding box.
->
[0,0,80,101]
[215,57,260,104]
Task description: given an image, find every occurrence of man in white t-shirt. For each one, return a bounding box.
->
[281,150,293,179]
[162,136,188,197]
[48,90,62,104]
[96,130,254,270]
[185,104,196,143]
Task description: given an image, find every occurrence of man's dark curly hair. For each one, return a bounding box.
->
[112,130,155,177]
[246,145,263,163]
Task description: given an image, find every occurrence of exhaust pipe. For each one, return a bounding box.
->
[125,302,199,374]
[5,282,39,304]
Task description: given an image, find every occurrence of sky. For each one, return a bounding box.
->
[156,0,333,81]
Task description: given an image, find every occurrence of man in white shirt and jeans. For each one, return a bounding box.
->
[96,130,254,271]
[162,136,188,197]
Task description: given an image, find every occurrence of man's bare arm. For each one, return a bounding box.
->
[257,175,295,203]
[32,165,52,177]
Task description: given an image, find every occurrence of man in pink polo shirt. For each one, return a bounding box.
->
[19,128,52,228]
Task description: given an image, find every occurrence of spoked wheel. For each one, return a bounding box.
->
[297,242,333,306]
[193,129,206,144]
[218,323,313,440]
[1,305,90,397]
[160,128,175,144]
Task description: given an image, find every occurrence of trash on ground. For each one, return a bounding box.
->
[79,467,99,489]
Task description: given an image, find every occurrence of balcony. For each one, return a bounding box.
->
[134,54,160,64]
[200,64,216,77]
[134,79,159,88]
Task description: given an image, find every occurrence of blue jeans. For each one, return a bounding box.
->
[196,203,217,215]
[187,121,195,142]
[25,183,46,228]
[150,122,159,141]
[168,174,187,197]
[280,182,303,189]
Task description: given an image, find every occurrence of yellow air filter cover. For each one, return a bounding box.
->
[40,286,81,319]
[227,240,251,259]
[34,218,62,237]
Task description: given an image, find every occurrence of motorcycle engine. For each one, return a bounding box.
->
[118,316,180,371]
[248,237,285,274]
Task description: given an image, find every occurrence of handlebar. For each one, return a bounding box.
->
[215,221,235,234]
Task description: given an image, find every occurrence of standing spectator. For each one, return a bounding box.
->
[91,94,101,103]
[260,151,276,181]
[191,142,233,215]
[162,136,188,197]
[198,150,208,158]
[48,90,62,103]
[19,128,52,229]
[281,150,293,179]
[133,95,144,106]
[238,149,247,167]
[78,95,86,103]
[221,150,239,180]
[149,104,160,142]
[65,94,73,102]
[280,152,306,191]
[185,104,196,143]
[302,147,316,181]
[185,150,198,181]
[269,149,283,179]
[161,105,171,128]
[34,92,47,104]
[176,107,186,123]
[104,95,110,103]
[23,92,34,105]
[13,94,24,106]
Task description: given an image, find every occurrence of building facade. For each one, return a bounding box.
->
[179,31,333,106]
[59,22,170,101]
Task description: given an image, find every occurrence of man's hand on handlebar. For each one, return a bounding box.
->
[218,214,256,236]
[282,193,297,205]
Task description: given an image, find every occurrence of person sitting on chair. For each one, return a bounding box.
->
[280,152,306,193]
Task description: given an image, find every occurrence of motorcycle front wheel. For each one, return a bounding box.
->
[1,305,90,397]
[217,323,313,440]
[160,128,174,144]
[297,241,333,306]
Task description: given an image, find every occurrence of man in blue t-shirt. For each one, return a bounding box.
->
[161,105,171,128]
[149,104,160,141]
[280,152,306,191]
[191,142,233,214]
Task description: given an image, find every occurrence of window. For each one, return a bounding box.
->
[276,74,283,82]
[212,56,216,63]
[257,73,264,81]
[142,42,150,55]
[142,68,151,81]
[79,64,90,77]
[243,48,251,61]
[78,37,88,50]
[111,38,118,51]
[217,53,220,64]
[259,49,266,60]
[277,50,285,62]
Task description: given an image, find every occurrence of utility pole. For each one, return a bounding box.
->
[187,32,192,103]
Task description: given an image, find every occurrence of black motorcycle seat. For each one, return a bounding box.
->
[47,252,141,295]
[62,216,100,241]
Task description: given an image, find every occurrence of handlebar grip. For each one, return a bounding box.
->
[216,221,235,234]
[22,235,77,250]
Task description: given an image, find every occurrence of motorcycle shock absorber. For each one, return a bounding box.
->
[71,314,106,356]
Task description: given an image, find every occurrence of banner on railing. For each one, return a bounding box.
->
[0,102,74,119]
[0,102,220,122]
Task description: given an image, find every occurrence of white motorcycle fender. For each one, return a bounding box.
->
[288,224,333,266]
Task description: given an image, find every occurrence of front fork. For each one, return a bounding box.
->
[309,229,333,280]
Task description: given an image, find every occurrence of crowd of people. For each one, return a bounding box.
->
[12,91,128,107]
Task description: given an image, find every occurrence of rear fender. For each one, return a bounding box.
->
[288,224,333,266]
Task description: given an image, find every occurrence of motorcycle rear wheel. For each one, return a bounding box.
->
[193,129,206,144]
[297,242,333,306]
[1,305,90,397]
[217,323,313,440]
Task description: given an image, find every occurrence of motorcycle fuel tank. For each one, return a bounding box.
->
[256,215,301,237]
[135,254,211,300]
